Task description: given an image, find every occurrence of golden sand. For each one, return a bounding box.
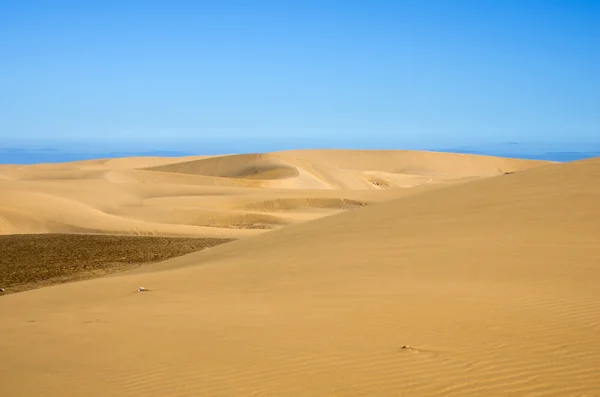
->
[2,151,598,396]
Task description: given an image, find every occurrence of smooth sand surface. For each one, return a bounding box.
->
[4,151,600,396]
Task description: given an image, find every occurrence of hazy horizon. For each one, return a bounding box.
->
[2,140,600,165]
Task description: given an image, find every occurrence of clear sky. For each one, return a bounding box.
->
[1,0,599,153]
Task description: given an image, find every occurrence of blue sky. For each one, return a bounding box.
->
[1,0,599,154]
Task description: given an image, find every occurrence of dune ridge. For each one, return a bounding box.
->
[0,150,550,236]
[1,152,599,396]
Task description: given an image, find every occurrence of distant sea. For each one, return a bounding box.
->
[1,145,599,165]
[0,148,197,165]
[439,150,600,163]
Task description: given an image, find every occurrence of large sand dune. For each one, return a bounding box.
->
[4,151,600,396]
[0,150,547,236]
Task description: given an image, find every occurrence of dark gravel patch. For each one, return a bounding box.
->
[0,234,234,294]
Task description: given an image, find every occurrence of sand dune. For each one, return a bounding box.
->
[148,153,301,180]
[2,152,599,396]
[0,150,549,236]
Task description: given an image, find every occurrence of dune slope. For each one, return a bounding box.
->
[1,156,598,396]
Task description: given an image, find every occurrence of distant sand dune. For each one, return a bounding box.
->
[148,153,301,180]
[0,150,550,236]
